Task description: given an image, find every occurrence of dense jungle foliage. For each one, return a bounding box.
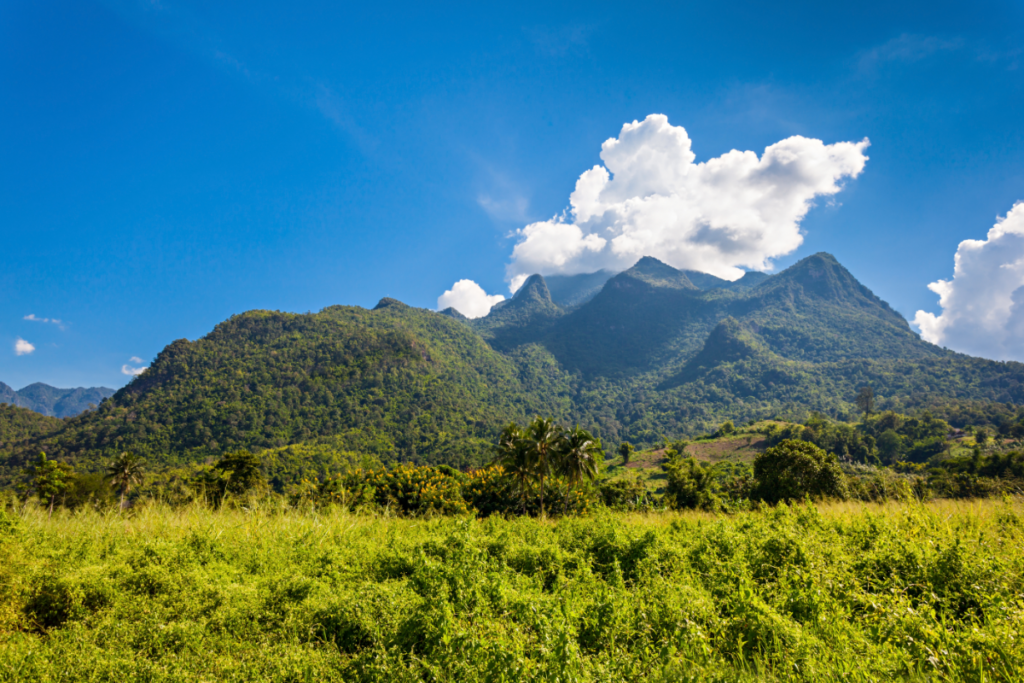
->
[0,404,62,451]
[1,499,1022,681]
[3,253,1024,487]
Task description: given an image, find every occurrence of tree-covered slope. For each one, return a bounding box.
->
[541,257,731,375]
[470,274,564,351]
[500,254,1024,444]
[4,302,562,477]
[540,253,945,377]
[726,253,941,363]
[0,403,63,452]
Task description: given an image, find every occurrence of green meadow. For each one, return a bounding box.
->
[2,498,1023,682]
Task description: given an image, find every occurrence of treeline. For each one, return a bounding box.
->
[10,409,1024,518]
[7,417,606,518]
[759,409,1024,465]
[658,411,1024,512]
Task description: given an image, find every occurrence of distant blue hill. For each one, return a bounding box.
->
[0,382,115,418]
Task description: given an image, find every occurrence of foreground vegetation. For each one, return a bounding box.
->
[1,498,1022,681]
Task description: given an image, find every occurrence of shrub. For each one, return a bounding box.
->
[663,457,721,511]
[753,439,848,503]
[597,478,653,511]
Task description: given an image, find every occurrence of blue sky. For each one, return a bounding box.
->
[3,0,1024,389]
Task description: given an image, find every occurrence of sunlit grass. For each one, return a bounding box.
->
[1,498,1022,681]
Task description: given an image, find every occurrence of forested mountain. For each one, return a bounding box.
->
[3,252,1023,483]
[0,302,567,481]
[0,381,114,418]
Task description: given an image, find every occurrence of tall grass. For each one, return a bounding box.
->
[1,498,1022,681]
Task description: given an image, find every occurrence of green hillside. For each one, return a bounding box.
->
[0,403,63,452]
[1,302,566,481]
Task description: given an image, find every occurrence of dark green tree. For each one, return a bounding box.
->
[663,456,720,510]
[214,450,266,497]
[753,439,847,503]
[856,387,874,421]
[106,452,145,510]
[876,429,905,464]
[618,442,634,466]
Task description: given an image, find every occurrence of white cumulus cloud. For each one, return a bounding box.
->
[437,280,506,318]
[15,338,35,356]
[913,202,1024,361]
[130,356,144,364]
[505,114,869,291]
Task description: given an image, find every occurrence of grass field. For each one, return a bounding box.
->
[1,498,1023,681]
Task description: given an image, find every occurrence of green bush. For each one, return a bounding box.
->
[663,457,721,511]
[753,439,848,503]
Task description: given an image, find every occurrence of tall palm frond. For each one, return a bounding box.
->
[106,452,145,510]
[558,425,601,487]
[493,422,534,514]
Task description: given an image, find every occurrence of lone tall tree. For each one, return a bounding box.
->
[525,417,563,518]
[106,452,145,510]
[855,386,874,421]
[618,442,634,466]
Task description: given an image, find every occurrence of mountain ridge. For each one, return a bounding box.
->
[0,381,115,418]
[3,252,1023,487]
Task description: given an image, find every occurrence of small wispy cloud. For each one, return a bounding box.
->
[477,194,532,224]
[856,34,962,75]
[130,356,144,364]
[315,86,378,154]
[15,338,35,356]
[24,314,66,331]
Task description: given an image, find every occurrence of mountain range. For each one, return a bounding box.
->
[2,253,1022,485]
[0,382,115,418]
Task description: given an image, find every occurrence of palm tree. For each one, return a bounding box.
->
[557,425,602,511]
[525,417,563,518]
[493,422,535,514]
[106,452,145,510]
